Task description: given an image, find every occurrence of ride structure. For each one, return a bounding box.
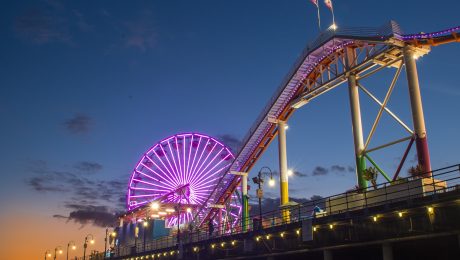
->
[192,21,460,230]
[123,133,241,231]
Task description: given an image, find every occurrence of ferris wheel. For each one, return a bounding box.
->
[127,133,241,228]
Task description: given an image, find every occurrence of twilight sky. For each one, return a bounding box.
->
[0,1,459,259]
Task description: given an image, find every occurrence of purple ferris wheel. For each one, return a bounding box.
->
[127,133,242,228]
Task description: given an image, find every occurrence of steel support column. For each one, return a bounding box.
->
[346,47,367,189]
[278,120,290,221]
[403,46,432,176]
[242,174,249,232]
[218,208,222,235]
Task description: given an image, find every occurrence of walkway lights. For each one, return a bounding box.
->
[66,241,76,260]
[53,246,63,260]
[82,234,94,260]
[45,250,52,260]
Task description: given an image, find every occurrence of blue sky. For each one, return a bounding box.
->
[0,1,459,258]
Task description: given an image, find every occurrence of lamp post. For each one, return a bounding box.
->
[83,234,94,260]
[104,228,116,258]
[109,230,117,259]
[252,166,275,228]
[104,228,108,258]
[44,250,52,260]
[142,221,148,252]
[53,246,63,260]
[66,241,76,260]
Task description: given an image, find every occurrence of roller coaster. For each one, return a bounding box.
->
[192,21,460,231]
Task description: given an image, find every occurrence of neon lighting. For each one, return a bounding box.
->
[126,133,239,228]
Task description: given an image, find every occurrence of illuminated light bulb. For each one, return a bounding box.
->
[398,212,403,218]
[266,235,270,240]
[296,229,300,235]
[373,216,378,222]
[268,178,275,187]
[111,232,117,237]
[158,212,167,216]
[47,254,52,257]
[193,247,198,252]
[231,240,236,246]
[72,245,76,250]
[329,23,338,30]
[186,207,192,213]
[151,214,159,218]
[313,227,317,232]
[221,242,225,247]
[90,240,95,244]
[256,236,260,242]
[329,224,334,229]
[165,208,175,213]
[287,169,293,176]
[151,202,160,210]
[58,250,63,254]
[284,124,289,130]
[280,232,285,237]
[428,207,434,214]
[211,244,215,249]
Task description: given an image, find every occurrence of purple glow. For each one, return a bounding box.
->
[126,133,239,228]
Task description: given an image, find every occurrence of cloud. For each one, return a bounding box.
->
[63,114,92,134]
[14,8,72,44]
[25,160,126,215]
[26,159,127,227]
[27,176,68,192]
[122,10,156,52]
[217,134,242,153]
[293,170,308,177]
[312,166,328,176]
[74,161,103,174]
[331,165,346,172]
[73,9,93,32]
[54,205,119,227]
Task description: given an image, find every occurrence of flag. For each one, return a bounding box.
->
[310,0,321,31]
[324,0,333,10]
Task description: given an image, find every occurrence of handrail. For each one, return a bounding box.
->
[114,164,460,257]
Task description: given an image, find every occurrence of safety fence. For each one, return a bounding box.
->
[114,164,460,258]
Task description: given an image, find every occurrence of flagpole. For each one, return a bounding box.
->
[331,6,335,26]
[317,3,321,31]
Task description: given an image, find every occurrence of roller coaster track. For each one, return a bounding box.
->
[193,21,460,228]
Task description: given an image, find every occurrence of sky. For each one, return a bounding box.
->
[0,0,459,259]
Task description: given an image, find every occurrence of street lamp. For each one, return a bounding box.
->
[143,220,149,252]
[53,246,63,260]
[104,228,117,258]
[66,241,76,260]
[82,234,94,260]
[44,250,52,260]
[252,166,275,228]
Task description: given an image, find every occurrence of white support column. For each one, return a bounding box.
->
[403,46,432,175]
[278,120,290,221]
[346,47,367,189]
